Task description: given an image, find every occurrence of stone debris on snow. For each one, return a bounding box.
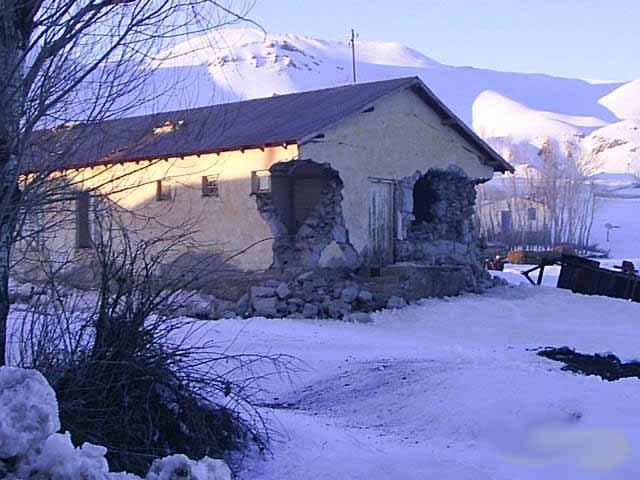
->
[8,264,503,325]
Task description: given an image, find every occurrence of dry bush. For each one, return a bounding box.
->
[14,216,298,475]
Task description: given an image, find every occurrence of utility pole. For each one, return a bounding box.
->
[349,28,358,84]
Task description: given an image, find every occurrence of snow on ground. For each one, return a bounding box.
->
[197,280,640,479]
[591,195,640,259]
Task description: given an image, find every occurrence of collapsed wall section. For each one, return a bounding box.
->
[255,160,357,271]
[395,165,490,291]
[255,161,493,295]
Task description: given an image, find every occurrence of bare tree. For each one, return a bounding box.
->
[9,201,297,473]
[477,138,603,253]
[0,0,258,364]
[529,139,602,249]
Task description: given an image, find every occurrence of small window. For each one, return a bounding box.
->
[202,175,220,197]
[251,170,271,194]
[76,191,92,249]
[527,207,537,222]
[156,179,174,201]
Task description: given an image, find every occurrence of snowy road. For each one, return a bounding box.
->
[207,283,640,479]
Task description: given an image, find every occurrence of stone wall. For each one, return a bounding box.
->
[395,165,491,292]
[254,161,493,301]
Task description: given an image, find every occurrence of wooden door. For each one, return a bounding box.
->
[369,179,395,266]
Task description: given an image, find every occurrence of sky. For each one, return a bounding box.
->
[250,0,639,81]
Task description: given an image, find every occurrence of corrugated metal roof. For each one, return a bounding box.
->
[29,76,513,173]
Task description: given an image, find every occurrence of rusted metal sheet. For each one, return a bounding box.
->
[521,254,640,302]
[555,254,640,302]
[369,179,395,267]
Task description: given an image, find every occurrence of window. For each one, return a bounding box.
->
[76,191,92,249]
[251,170,271,194]
[202,175,220,197]
[527,207,537,222]
[155,179,174,201]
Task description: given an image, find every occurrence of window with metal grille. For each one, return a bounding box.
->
[527,207,537,222]
[202,175,220,197]
[251,170,271,194]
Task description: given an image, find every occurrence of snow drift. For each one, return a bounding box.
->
[0,367,231,480]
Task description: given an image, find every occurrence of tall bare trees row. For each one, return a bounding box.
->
[529,139,600,249]
[477,138,602,252]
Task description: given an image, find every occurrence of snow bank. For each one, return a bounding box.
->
[147,454,232,480]
[17,432,112,480]
[0,367,60,459]
[0,367,231,480]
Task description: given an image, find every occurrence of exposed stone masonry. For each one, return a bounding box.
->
[255,160,357,271]
[395,166,491,292]
[21,164,501,324]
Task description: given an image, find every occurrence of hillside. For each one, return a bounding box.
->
[140,28,640,177]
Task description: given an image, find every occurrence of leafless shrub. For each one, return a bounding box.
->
[14,209,298,474]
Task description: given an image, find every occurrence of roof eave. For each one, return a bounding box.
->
[26,140,299,174]
[407,80,514,174]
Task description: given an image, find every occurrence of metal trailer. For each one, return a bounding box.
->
[522,254,640,303]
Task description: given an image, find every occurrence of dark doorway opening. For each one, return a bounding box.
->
[412,174,438,225]
[271,162,329,235]
[255,160,346,270]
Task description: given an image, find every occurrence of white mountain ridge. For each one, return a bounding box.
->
[140,27,640,180]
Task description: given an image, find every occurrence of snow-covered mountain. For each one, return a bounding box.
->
[144,28,640,180]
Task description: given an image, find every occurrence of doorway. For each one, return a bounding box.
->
[368,178,395,267]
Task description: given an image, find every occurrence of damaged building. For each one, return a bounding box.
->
[24,77,513,307]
